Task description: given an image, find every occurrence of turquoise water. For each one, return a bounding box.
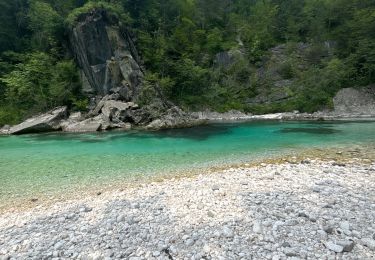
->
[0,120,374,207]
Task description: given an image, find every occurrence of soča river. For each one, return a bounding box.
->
[0,120,374,209]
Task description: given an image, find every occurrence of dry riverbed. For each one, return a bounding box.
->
[1,149,375,260]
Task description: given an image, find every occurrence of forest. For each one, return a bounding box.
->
[0,0,374,125]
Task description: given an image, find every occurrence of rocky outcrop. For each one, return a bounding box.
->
[191,110,252,121]
[69,9,143,100]
[333,86,375,115]
[146,106,202,130]
[64,116,103,133]
[8,107,68,135]
[0,125,10,135]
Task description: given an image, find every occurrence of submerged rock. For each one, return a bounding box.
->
[8,107,67,135]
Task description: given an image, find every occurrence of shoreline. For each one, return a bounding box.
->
[1,110,375,135]
[0,149,374,259]
[1,143,375,214]
[0,143,373,214]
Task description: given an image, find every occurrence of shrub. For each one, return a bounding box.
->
[66,1,131,27]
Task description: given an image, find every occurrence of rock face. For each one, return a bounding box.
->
[8,107,67,135]
[63,116,104,133]
[333,86,375,115]
[69,9,143,100]
[146,106,201,130]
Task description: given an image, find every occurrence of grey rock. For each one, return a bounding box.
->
[253,221,264,234]
[281,242,291,248]
[222,227,234,238]
[323,226,334,234]
[284,248,298,257]
[146,106,202,130]
[339,221,350,231]
[337,240,355,252]
[325,241,344,253]
[333,86,375,115]
[185,239,195,246]
[79,206,92,213]
[63,116,103,133]
[54,241,64,250]
[9,107,67,134]
[285,219,299,226]
[361,238,375,250]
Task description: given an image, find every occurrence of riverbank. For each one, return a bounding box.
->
[0,148,374,259]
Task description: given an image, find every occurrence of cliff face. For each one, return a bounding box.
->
[69,9,143,101]
[333,86,375,115]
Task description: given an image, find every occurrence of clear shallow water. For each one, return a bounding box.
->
[0,120,374,207]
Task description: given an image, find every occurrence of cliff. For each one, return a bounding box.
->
[69,9,143,101]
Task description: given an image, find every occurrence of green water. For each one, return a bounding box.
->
[0,120,374,207]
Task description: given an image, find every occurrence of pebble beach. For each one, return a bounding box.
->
[1,149,375,260]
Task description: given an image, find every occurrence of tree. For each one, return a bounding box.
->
[28,0,64,52]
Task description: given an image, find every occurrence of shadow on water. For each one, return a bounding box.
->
[279,127,342,135]
[20,124,234,143]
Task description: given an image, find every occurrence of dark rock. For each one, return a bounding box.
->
[337,240,355,252]
[332,162,346,167]
[281,242,291,248]
[101,100,138,122]
[69,9,143,99]
[323,226,334,234]
[298,212,309,218]
[9,107,67,135]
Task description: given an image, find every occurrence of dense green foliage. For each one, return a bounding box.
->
[0,0,375,125]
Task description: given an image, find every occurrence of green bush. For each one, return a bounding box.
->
[0,52,82,121]
[66,1,131,27]
[0,106,22,126]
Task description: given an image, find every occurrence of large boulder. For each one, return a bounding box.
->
[101,100,138,121]
[64,114,107,133]
[146,106,202,130]
[9,107,67,135]
[69,9,143,100]
[333,86,375,115]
